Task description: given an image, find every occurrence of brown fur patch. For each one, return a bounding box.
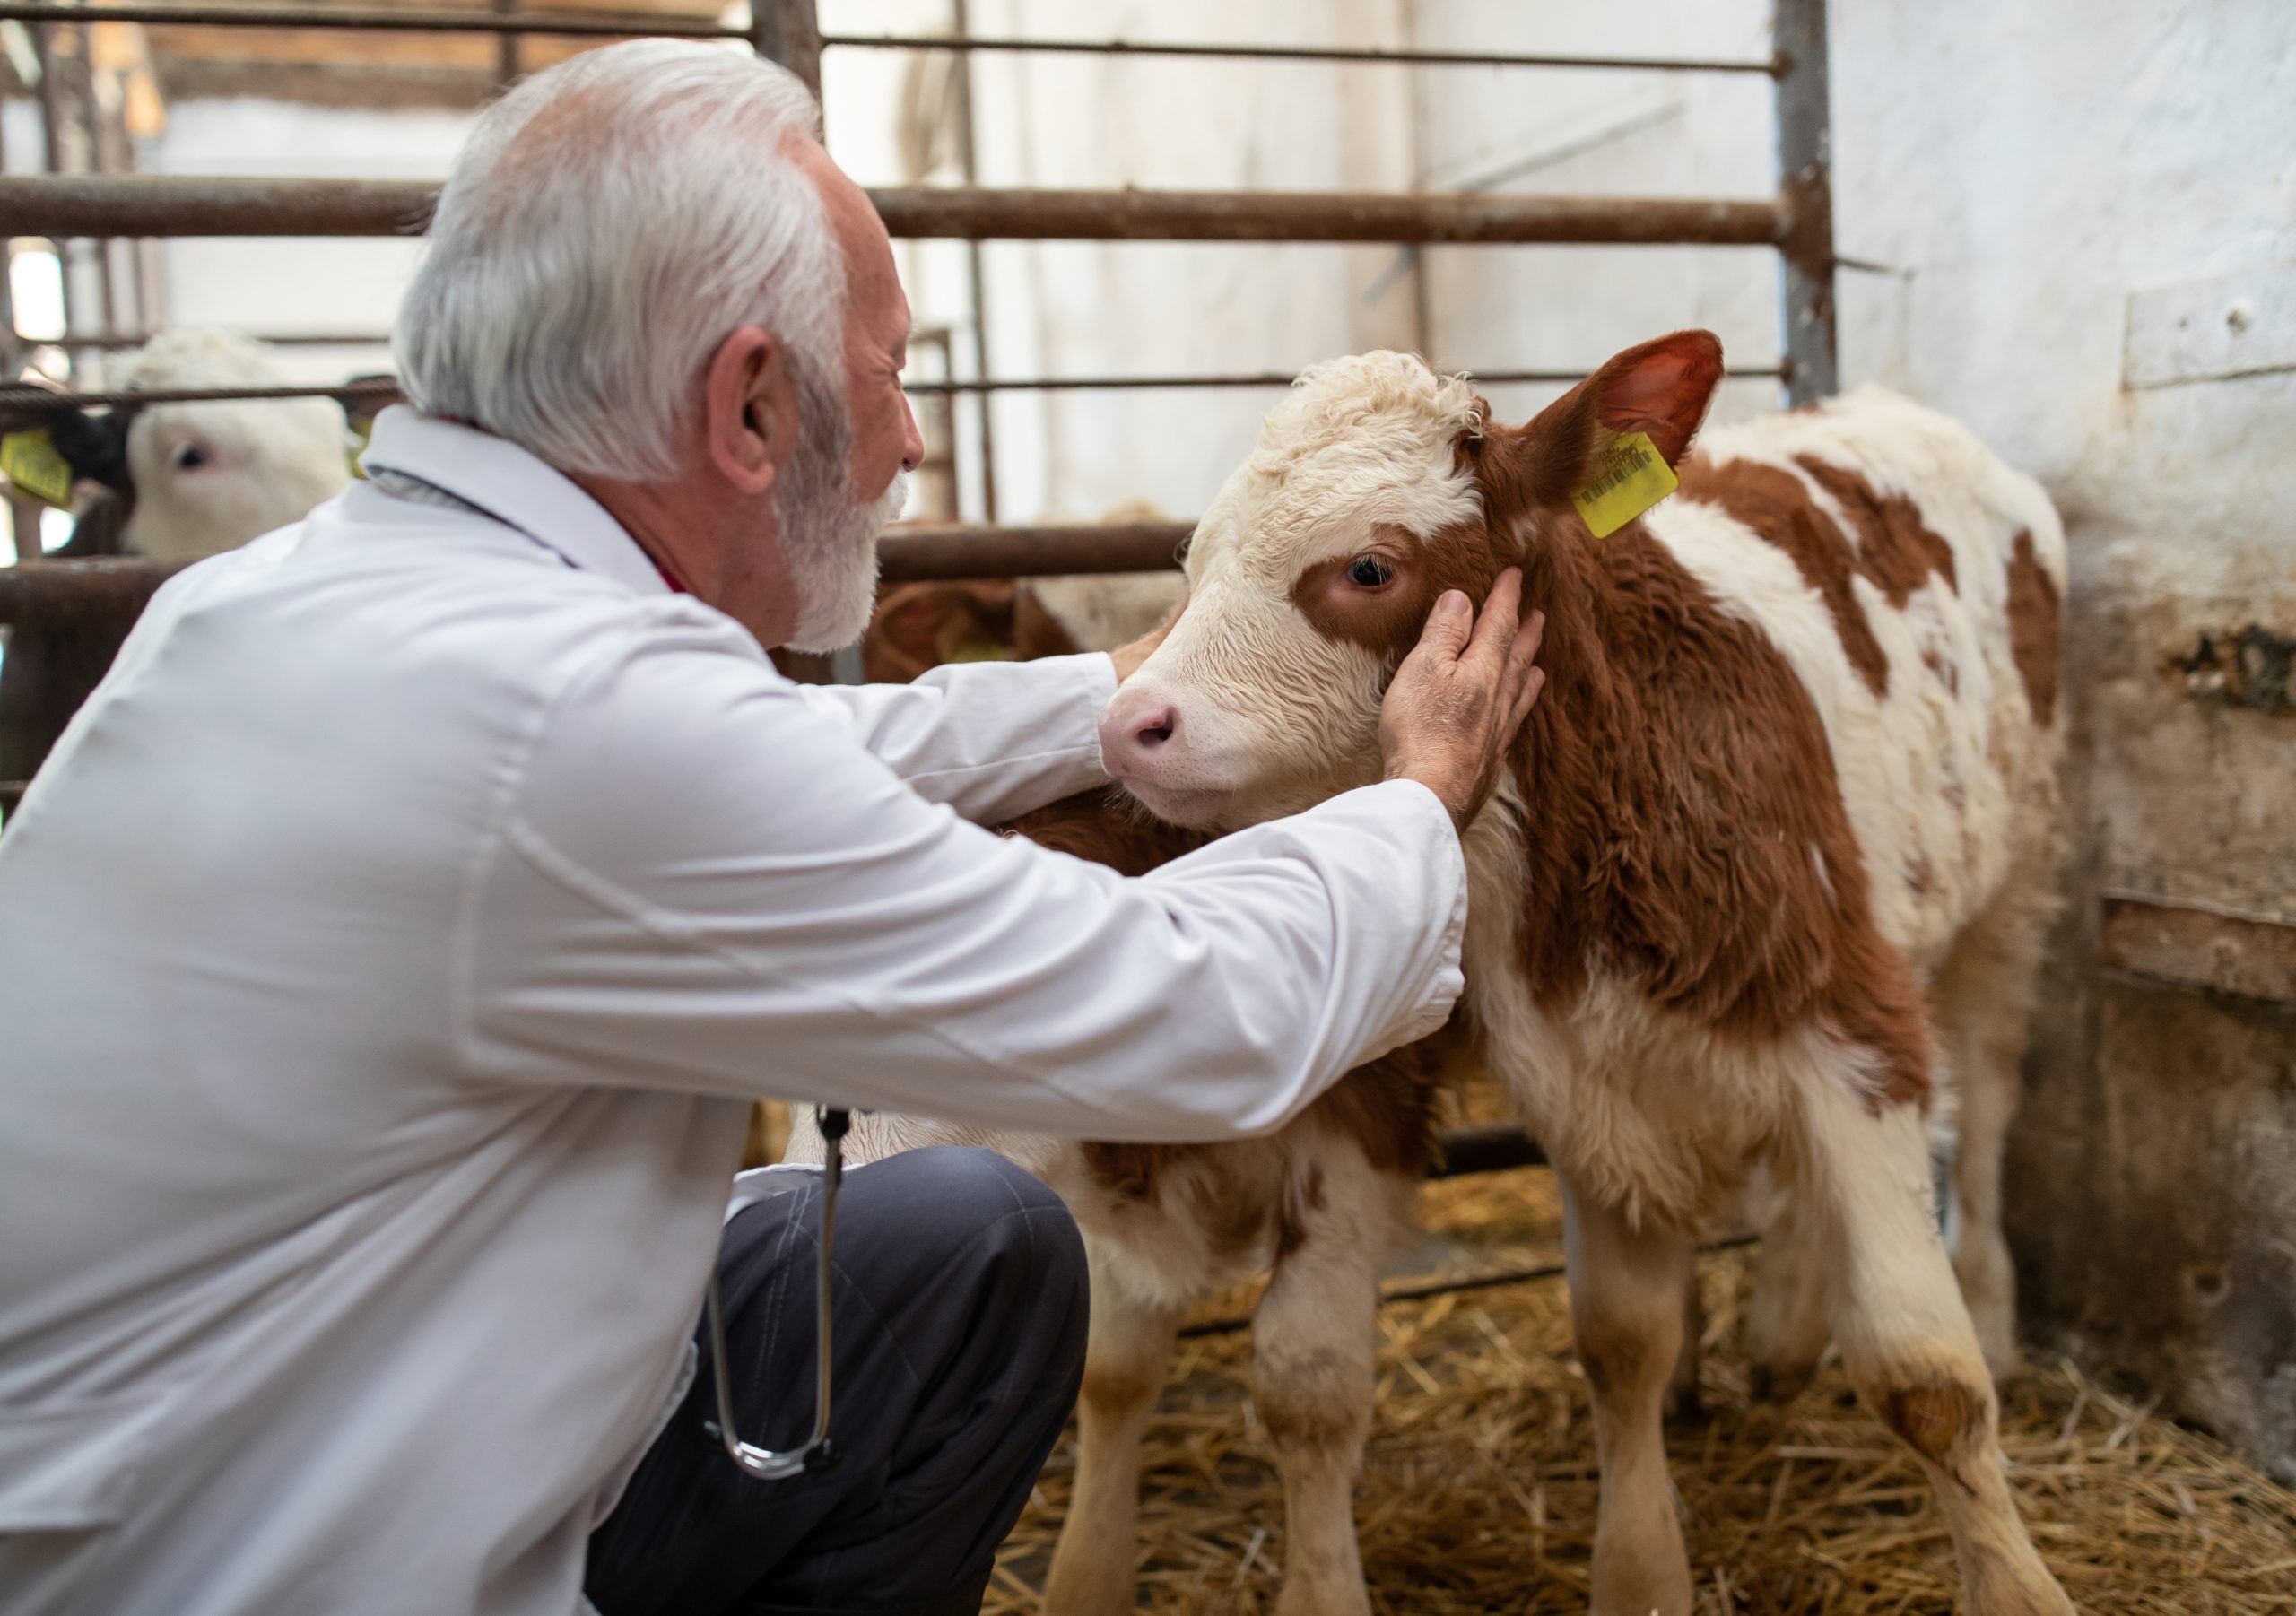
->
[863,579,1082,683]
[1677,455,1892,696]
[1880,1378,1991,1481]
[1790,456,1959,601]
[1253,1346,1372,1451]
[1008,793,1447,1205]
[1297,450,1936,1110]
[1575,1316,1655,1402]
[2004,529,2061,725]
[1920,643,1960,696]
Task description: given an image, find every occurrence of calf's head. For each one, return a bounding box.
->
[1100,332,1724,829]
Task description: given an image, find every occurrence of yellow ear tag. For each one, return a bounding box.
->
[1570,430,1678,539]
[345,413,378,481]
[2,429,78,508]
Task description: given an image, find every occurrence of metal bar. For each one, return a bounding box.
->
[829,34,1779,74]
[34,329,397,350]
[950,0,996,524]
[0,6,1781,73]
[33,24,77,354]
[903,364,1791,393]
[0,524,1195,622]
[0,363,1791,410]
[1773,0,1837,403]
[75,18,126,351]
[0,176,1789,246]
[491,0,517,85]
[749,0,822,101]
[1177,1236,1761,1341]
[0,378,400,413]
[0,361,1798,423]
[0,2,742,37]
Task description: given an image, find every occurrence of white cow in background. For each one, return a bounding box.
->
[1,331,353,792]
[101,328,353,560]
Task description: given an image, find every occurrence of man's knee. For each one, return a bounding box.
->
[855,1146,1086,1342]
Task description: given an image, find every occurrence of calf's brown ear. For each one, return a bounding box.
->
[1475,329,1726,513]
[865,580,1016,682]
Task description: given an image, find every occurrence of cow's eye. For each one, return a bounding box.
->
[173,443,211,471]
[1346,556,1392,588]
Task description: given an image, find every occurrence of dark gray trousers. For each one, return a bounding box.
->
[587,1147,1087,1616]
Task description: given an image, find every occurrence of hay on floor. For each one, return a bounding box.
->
[987,1162,2296,1615]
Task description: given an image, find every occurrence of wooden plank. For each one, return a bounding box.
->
[2100,891,2296,1004]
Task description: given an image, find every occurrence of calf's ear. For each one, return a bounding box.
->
[865,581,1016,683]
[1473,329,1725,513]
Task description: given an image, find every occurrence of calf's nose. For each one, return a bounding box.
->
[1098,691,1178,779]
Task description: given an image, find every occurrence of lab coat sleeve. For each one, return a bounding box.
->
[461,624,1466,1142]
[790,652,1117,824]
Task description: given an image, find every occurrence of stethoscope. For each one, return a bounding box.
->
[701,1106,849,1479]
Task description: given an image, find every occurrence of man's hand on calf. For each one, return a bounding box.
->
[1378,569,1546,830]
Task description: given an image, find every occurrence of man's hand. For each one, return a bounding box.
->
[1378,569,1546,829]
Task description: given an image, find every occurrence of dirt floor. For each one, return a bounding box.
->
[986,1160,2296,1615]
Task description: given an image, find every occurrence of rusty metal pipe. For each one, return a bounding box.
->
[0,364,1792,411]
[0,379,400,419]
[0,6,1779,74]
[0,176,1789,247]
[0,524,1194,624]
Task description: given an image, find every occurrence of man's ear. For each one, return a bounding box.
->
[1468,329,1725,512]
[703,326,799,495]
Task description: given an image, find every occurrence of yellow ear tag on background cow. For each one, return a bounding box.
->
[1,429,78,508]
[345,413,378,481]
[1570,430,1678,539]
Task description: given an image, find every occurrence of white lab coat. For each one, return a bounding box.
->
[0,408,1467,1616]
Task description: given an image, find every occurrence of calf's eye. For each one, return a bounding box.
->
[1346,556,1392,588]
[173,444,212,471]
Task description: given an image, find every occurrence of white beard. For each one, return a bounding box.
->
[781,467,909,654]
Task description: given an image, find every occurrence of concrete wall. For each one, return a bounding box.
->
[1411,0,2296,1478]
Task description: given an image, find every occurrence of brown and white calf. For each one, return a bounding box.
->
[1098,334,2073,1615]
[789,791,1446,1616]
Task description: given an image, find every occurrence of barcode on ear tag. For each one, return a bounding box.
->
[1,430,78,508]
[1570,430,1678,539]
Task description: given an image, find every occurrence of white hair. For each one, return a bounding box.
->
[395,39,846,482]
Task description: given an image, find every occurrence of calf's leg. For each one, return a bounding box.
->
[1803,1082,2074,1615]
[1561,1175,1696,1616]
[1041,1253,1179,1616]
[1744,1184,1831,1403]
[1934,864,2055,1385]
[1249,1160,1396,1616]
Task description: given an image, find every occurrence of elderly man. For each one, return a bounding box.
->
[0,41,1544,1616]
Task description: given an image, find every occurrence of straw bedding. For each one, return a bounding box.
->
[985,1161,2296,1615]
